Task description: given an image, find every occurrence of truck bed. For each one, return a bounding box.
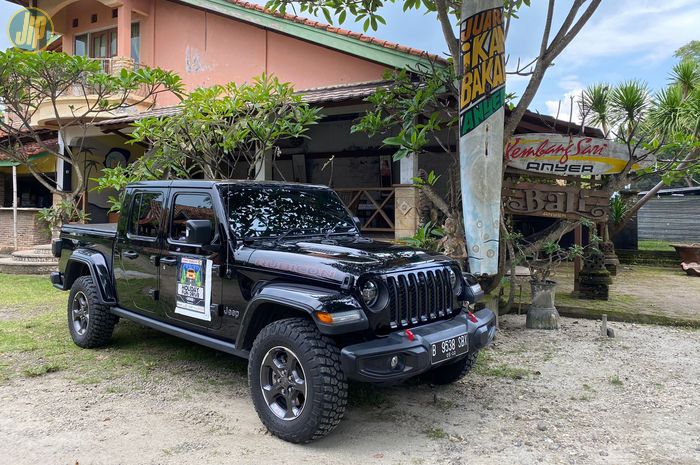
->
[59,223,118,273]
[61,222,117,237]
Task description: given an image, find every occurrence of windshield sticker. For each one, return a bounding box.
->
[175,256,212,321]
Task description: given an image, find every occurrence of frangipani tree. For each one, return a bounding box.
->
[95,74,321,211]
[0,49,183,203]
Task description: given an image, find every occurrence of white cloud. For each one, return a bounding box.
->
[545,88,584,125]
[558,0,700,67]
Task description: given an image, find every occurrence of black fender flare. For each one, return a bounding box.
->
[63,249,116,305]
[236,282,368,349]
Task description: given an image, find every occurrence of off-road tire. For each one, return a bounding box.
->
[424,349,479,385]
[248,318,348,443]
[67,275,118,348]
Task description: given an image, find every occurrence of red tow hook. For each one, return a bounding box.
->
[467,311,478,323]
[404,329,415,341]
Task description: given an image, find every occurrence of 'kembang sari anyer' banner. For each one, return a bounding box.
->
[459,0,506,276]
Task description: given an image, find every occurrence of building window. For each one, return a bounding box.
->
[72,18,78,28]
[131,22,140,64]
[128,192,163,238]
[112,8,118,18]
[110,30,117,57]
[91,14,97,23]
[74,34,88,57]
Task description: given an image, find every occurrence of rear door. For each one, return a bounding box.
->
[157,189,224,331]
[114,188,166,315]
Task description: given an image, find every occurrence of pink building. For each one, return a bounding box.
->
[2,0,447,253]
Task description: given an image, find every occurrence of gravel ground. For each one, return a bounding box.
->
[1,315,699,465]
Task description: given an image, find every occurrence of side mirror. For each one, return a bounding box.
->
[185,219,213,246]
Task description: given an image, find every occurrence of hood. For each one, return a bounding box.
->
[238,237,455,285]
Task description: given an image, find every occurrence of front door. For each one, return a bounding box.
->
[158,191,223,331]
[114,189,166,315]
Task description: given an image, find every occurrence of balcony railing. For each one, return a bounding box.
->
[335,187,396,234]
[63,57,147,98]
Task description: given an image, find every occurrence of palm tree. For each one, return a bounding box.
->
[581,83,611,136]
[669,59,700,98]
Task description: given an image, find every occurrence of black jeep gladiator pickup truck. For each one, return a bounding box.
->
[51,180,496,443]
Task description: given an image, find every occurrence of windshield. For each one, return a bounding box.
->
[219,185,357,239]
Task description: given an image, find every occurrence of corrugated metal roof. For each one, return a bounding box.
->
[94,80,392,127]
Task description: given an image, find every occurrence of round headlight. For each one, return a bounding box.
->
[360,280,379,306]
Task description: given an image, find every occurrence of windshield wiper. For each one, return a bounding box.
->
[273,227,307,244]
[324,221,359,240]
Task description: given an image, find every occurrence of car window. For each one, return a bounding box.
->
[170,193,216,242]
[128,192,163,238]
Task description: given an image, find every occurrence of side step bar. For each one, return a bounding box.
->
[110,306,249,359]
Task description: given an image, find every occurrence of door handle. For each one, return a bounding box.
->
[122,250,139,259]
[160,256,178,266]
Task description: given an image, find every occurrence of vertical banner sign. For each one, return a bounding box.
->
[459,1,506,276]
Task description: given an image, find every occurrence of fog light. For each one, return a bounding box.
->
[390,355,399,369]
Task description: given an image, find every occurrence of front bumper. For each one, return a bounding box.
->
[340,308,496,383]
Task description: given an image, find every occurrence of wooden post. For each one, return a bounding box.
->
[574,224,582,292]
[12,164,18,251]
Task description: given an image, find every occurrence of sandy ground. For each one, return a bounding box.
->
[1,315,699,465]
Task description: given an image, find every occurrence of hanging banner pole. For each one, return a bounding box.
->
[459,0,506,276]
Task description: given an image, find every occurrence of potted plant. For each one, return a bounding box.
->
[512,238,584,330]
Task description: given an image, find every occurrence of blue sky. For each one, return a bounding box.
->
[1,0,697,121]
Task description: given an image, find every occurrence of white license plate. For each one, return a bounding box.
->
[430,333,469,364]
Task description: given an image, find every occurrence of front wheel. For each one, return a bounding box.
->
[248,318,348,443]
[424,349,479,385]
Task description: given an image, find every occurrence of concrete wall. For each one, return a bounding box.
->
[150,0,388,105]
[53,0,389,105]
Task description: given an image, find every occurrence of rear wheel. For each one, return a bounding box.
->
[67,275,118,348]
[248,318,348,443]
[424,349,479,385]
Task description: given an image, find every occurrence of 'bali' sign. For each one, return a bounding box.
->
[505,133,653,176]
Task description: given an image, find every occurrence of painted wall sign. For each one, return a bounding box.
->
[502,181,610,221]
[459,0,506,276]
[505,134,654,176]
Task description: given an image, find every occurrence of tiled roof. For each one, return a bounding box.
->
[224,0,446,64]
[0,138,58,161]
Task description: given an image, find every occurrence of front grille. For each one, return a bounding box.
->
[384,267,455,329]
